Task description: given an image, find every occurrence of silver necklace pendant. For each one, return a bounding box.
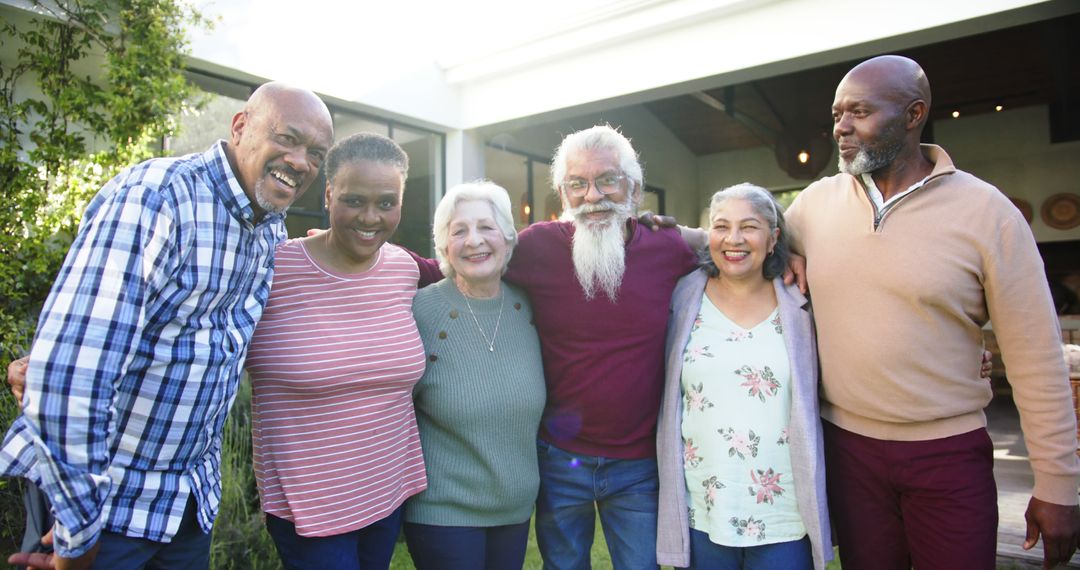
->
[464,288,504,353]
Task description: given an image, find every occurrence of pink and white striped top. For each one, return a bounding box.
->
[245,239,427,537]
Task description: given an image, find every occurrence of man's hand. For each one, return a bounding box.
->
[981,349,993,380]
[782,253,808,294]
[637,211,677,231]
[9,527,55,570]
[7,355,28,403]
[1023,496,1080,568]
[7,528,100,570]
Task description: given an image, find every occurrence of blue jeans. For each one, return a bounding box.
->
[88,496,211,570]
[264,505,403,570]
[534,439,659,570]
[403,520,530,570]
[689,529,812,570]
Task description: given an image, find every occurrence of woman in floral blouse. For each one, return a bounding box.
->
[656,183,832,569]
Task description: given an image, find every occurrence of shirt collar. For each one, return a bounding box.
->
[859,144,957,209]
[860,172,929,210]
[203,141,285,227]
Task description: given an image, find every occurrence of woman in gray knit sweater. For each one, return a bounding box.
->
[404,181,546,570]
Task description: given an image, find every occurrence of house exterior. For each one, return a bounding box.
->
[4,0,1079,257]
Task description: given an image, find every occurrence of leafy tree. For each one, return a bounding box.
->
[0,0,207,553]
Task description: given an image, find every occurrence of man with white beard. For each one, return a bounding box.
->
[502,125,699,569]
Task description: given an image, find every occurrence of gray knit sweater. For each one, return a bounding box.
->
[405,278,546,526]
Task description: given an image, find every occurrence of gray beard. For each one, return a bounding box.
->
[837,121,905,176]
[253,178,288,214]
[838,142,902,175]
[565,202,631,302]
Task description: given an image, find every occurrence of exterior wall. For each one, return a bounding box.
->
[934,105,1080,243]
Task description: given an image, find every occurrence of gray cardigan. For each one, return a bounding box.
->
[656,269,832,568]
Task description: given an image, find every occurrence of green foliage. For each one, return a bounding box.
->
[0,0,207,363]
[211,376,283,570]
[0,0,206,556]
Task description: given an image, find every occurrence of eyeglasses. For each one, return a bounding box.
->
[560,173,629,197]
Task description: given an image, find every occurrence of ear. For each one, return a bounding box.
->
[230,110,248,145]
[630,181,644,208]
[770,227,780,250]
[324,180,333,208]
[905,99,928,131]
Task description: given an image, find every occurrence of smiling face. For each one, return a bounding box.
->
[561,147,636,228]
[447,199,509,292]
[708,197,778,283]
[230,88,333,217]
[325,159,404,268]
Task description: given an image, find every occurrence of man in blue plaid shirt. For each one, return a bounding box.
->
[1,82,333,569]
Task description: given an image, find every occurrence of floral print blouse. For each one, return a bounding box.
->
[680,293,806,547]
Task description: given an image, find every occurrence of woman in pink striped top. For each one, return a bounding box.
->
[245,133,427,569]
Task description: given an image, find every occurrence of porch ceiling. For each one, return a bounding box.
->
[643,12,1078,156]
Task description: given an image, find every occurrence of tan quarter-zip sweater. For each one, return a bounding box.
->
[786,144,1080,505]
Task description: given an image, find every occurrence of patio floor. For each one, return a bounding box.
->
[987,396,1080,568]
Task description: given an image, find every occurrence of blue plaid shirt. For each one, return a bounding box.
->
[0,142,286,557]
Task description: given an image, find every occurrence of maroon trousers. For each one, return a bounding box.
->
[823,421,998,570]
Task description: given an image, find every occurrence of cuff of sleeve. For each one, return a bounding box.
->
[1032,471,1080,506]
[52,516,102,559]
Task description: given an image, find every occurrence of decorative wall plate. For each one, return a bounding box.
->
[1041,193,1080,230]
[1008,197,1033,223]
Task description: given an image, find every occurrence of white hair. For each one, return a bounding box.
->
[566,200,631,301]
[551,125,644,204]
[432,180,518,279]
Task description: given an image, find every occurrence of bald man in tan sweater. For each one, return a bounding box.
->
[786,55,1080,569]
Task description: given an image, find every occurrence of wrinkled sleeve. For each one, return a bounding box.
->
[22,182,176,557]
[985,213,1080,505]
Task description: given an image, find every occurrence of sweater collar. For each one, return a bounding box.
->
[850,143,957,198]
[920,144,957,184]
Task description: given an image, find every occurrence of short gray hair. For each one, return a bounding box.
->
[432,181,518,279]
[702,183,790,280]
[550,125,643,202]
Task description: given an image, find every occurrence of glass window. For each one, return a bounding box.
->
[642,185,666,216]
[335,113,389,139]
[394,125,443,256]
[167,89,246,157]
[534,161,561,222]
[484,147,531,229]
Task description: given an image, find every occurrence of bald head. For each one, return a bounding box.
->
[244,82,333,126]
[227,82,334,219]
[841,55,932,115]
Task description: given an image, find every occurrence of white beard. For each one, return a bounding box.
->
[564,201,632,302]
